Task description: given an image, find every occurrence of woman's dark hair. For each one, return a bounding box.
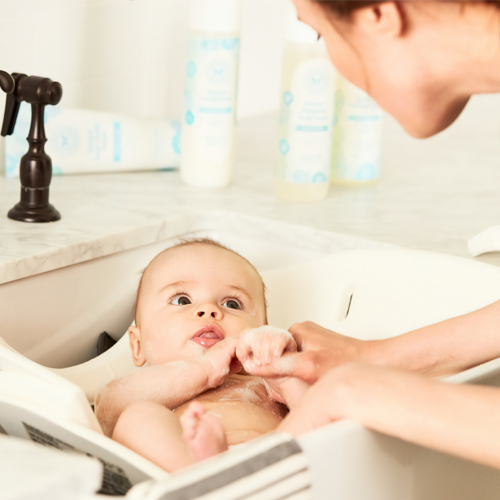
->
[315,1,379,19]
[315,0,500,19]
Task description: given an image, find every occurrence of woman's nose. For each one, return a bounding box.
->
[194,303,223,320]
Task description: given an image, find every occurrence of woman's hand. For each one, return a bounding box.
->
[290,322,366,377]
[236,326,309,408]
[235,322,371,384]
[274,321,371,384]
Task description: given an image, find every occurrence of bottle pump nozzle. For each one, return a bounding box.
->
[0,72,63,223]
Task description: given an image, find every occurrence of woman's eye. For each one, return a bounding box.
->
[171,295,191,306]
[223,299,242,310]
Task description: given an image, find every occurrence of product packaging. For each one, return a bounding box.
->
[275,3,336,202]
[4,103,181,178]
[331,75,384,185]
[180,0,241,188]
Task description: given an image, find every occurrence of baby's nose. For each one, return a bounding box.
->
[195,304,222,320]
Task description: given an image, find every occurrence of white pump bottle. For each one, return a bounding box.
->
[275,3,336,202]
[180,0,241,188]
[331,75,384,185]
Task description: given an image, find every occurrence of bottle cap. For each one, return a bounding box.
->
[285,2,323,45]
[189,0,241,34]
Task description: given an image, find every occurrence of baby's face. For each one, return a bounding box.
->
[130,244,266,366]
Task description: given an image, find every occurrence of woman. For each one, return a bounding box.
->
[260,1,500,470]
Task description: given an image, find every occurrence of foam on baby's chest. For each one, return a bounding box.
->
[205,376,267,403]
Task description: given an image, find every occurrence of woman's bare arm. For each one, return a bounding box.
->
[252,299,500,383]
[280,363,500,470]
[373,299,500,376]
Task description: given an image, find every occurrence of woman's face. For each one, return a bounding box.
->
[292,0,475,138]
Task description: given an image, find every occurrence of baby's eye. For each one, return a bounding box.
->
[170,295,191,306]
[222,299,242,310]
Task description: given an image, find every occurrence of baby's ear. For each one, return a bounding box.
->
[129,326,146,367]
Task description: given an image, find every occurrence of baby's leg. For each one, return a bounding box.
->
[112,401,228,473]
[112,401,196,472]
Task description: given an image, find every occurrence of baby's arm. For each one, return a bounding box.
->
[95,337,239,436]
[236,326,309,409]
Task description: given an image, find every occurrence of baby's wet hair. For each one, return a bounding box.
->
[132,237,268,326]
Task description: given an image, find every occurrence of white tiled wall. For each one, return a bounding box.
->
[0,0,288,120]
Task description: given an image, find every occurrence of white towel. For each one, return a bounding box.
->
[0,434,102,500]
[468,226,500,257]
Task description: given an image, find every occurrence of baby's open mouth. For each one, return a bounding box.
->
[191,325,225,348]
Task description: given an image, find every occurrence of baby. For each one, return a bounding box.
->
[95,238,306,472]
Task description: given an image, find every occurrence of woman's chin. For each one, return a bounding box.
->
[399,97,470,139]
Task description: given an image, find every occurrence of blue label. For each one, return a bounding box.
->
[52,165,63,176]
[312,172,328,183]
[44,106,62,123]
[295,125,328,132]
[185,110,194,125]
[222,38,239,50]
[283,91,293,106]
[172,125,181,154]
[113,121,121,162]
[186,60,197,78]
[199,107,232,114]
[5,154,17,177]
[199,38,239,52]
[200,38,218,51]
[279,139,290,156]
[291,170,308,183]
[52,126,79,156]
[356,163,377,181]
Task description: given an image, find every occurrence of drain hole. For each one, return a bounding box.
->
[345,294,353,319]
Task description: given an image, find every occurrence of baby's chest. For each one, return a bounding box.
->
[198,377,270,404]
[174,377,286,441]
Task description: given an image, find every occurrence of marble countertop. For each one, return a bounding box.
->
[2,97,500,285]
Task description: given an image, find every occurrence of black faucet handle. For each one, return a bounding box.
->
[1,94,20,137]
[0,70,14,94]
[1,73,63,137]
[1,73,25,137]
[0,71,18,137]
[17,75,62,106]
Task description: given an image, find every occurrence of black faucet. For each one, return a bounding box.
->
[0,71,63,222]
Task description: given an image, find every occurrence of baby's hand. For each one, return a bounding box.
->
[202,336,242,389]
[236,326,297,377]
[237,326,308,408]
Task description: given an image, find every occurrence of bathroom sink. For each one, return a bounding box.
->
[3,210,500,500]
[2,209,500,377]
[0,211,387,368]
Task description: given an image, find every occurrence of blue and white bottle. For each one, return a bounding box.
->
[331,75,384,185]
[275,3,336,201]
[180,0,241,187]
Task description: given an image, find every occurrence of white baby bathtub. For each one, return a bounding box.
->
[2,211,500,499]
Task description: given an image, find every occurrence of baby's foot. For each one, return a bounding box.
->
[180,402,228,462]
